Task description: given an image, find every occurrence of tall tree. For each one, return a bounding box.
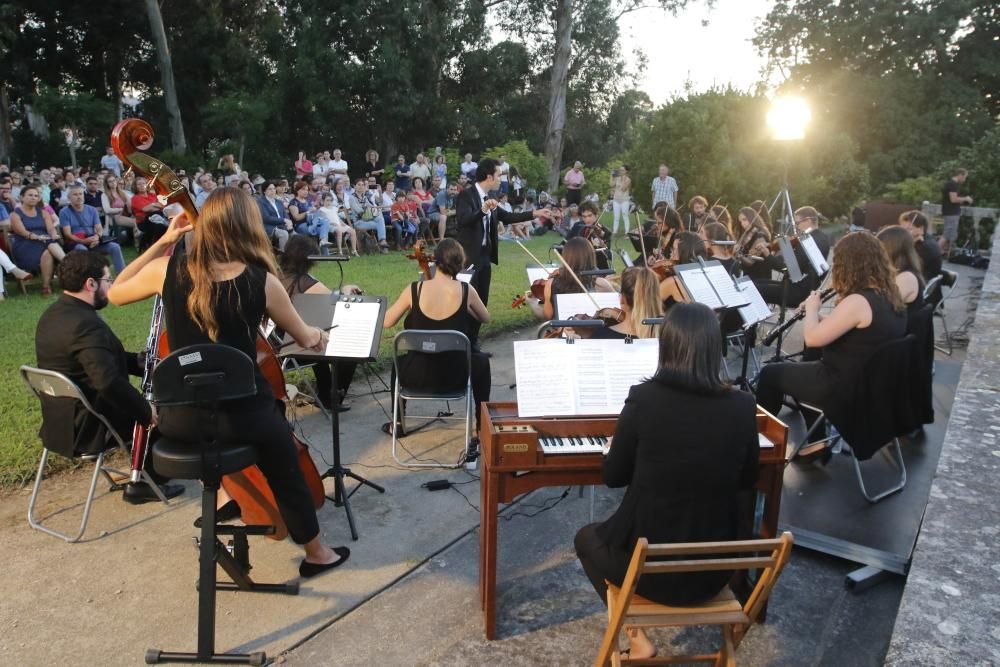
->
[144,0,187,152]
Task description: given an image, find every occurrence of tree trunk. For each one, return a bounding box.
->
[238,135,246,170]
[144,0,187,152]
[544,0,573,192]
[0,85,11,164]
[68,127,78,169]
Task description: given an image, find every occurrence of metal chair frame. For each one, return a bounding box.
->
[929,270,958,355]
[391,329,473,469]
[20,365,170,543]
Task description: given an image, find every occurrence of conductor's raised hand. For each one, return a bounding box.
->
[533,207,552,220]
[481,198,499,214]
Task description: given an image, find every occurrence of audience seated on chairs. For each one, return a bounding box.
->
[278,235,356,412]
[382,238,492,435]
[34,251,183,503]
[9,184,66,295]
[58,185,125,274]
[575,303,761,662]
[257,181,292,252]
[130,176,169,250]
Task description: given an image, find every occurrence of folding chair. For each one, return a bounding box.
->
[391,329,473,468]
[930,270,958,354]
[19,365,170,543]
[787,336,916,503]
[595,532,794,666]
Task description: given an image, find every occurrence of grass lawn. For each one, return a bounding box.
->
[0,230,586,487]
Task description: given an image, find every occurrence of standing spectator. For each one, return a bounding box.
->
[294,150,313,179]
[394,154,412,192]
[9,184,66,295]
[100,146,123,176]
[432,182,460,242]
[610,165,632,235]
[101,173,135,243]
[59,185,125,273]
[650,164,678,208]
[364,150,385,181]
[217,153,239,186]
[410,153,431,185]
[460,153,477,180]
[288,181,331,253]
[313,151,332,179]
[257,181,292,251]
[498,155,511,194]
[194,172,217,210]
[509,167,524,205]
[940,167,973,257]
[564,161,586,205]
[131,176,169,249]
[433,154,448,189]
[329,149,349,182]
[351,179,390,254]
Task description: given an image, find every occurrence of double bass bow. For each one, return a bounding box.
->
[112,119,324,540]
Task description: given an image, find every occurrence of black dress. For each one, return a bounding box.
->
[756,289,906,420]
[575,374,760,606]
[393,281,491,423]
[156,250,320,545]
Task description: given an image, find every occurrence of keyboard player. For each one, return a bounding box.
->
[574,302,761,661]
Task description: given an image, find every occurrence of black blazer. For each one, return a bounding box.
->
[35,295,150,457]
[454,184,533,265]
[596,373,760,605]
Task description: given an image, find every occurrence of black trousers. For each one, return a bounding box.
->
[469,253,492,346]
[575,523,629,606]
[566,189,583,206]
[158,396,320,545]
[756,360,837,427]
[757,279,812,310]
[311,361,357,409]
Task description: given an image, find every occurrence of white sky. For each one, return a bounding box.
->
[619,0,776,105]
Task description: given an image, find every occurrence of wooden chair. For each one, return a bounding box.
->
[594,532,793,667]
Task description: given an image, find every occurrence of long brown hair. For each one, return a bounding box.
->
[552,237,596,295]
[831,231,903,312]
[877,225,924,288]
[186,187,278,340]
[620,267,662,339]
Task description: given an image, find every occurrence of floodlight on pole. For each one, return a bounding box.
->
[767,96,811,141]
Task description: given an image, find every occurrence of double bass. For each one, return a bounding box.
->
[112,119,324,540]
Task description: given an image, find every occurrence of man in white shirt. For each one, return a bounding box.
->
[650,164,679,208]
[313,151,332,178]
[100,146,123,176]
[329,149,349,181]
[460,154,477,180]
[410,153,431,184]
[498,155,510,194]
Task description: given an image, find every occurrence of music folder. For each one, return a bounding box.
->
[674,258,750,310]
[281,293,386,361]
[734,276,771,328]
[799,233,829,276]
[777,237,804,283]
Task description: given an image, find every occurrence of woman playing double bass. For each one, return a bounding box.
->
[109,187,350,578]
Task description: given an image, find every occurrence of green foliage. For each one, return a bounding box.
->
[880,176,941,207]
[956,124,1000,209]
[482,140,548,192]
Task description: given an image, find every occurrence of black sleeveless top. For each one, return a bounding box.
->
[163,249,272,399]
[397,281,471,393]
[902,270,926,315]
[404,280,470,333]
[822,288,906,377]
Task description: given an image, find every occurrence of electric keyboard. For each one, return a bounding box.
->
[539,435,607,455]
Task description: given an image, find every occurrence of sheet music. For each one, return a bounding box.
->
[262,319,276,339]
[526,264,558,283]
[328,301,381,358]
[735,277,772,327]
[676,267,723,309]
[514,340,576,416]
[702,263,750,307]
[555,291,621,319]
[456,266,474,284]
[514,339,658,417]
[800,234,829,275]
[758,433,775,449]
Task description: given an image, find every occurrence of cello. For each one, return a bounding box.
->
[112,119,324,540]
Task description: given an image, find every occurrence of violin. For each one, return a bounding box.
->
[511,277,550,308]
[112,119,324,540]
[647,257,676,281]
[406,239,434,280]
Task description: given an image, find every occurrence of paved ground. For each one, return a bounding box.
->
[0,263,983,666]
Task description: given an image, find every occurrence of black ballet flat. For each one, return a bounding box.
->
[299,546,351,578]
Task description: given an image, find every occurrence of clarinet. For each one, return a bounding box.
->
[761,288,836,347]
[129,294,164,482]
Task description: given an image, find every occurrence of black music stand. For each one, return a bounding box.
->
[283,292,387,540]
[767,237,805,362]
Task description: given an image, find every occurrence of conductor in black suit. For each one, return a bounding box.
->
[455,158,551,347]
[34,251,183,504]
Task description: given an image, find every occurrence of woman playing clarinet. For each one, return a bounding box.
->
[755,232,906,432]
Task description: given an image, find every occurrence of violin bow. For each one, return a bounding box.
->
[513,238,602,312]
[512,238,555,278]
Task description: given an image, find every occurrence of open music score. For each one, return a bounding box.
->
[553,291,621,319]
[674,259,750,310]
[477,401,789,640]
[513,338,658,418]
[736,276,773,328]
[281,293,385,360]
[526,263,559,283]
[800,233,830,275]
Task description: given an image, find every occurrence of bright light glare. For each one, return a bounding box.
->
[767,96,811,141]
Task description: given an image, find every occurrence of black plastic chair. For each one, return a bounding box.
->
[144,344,298,666]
